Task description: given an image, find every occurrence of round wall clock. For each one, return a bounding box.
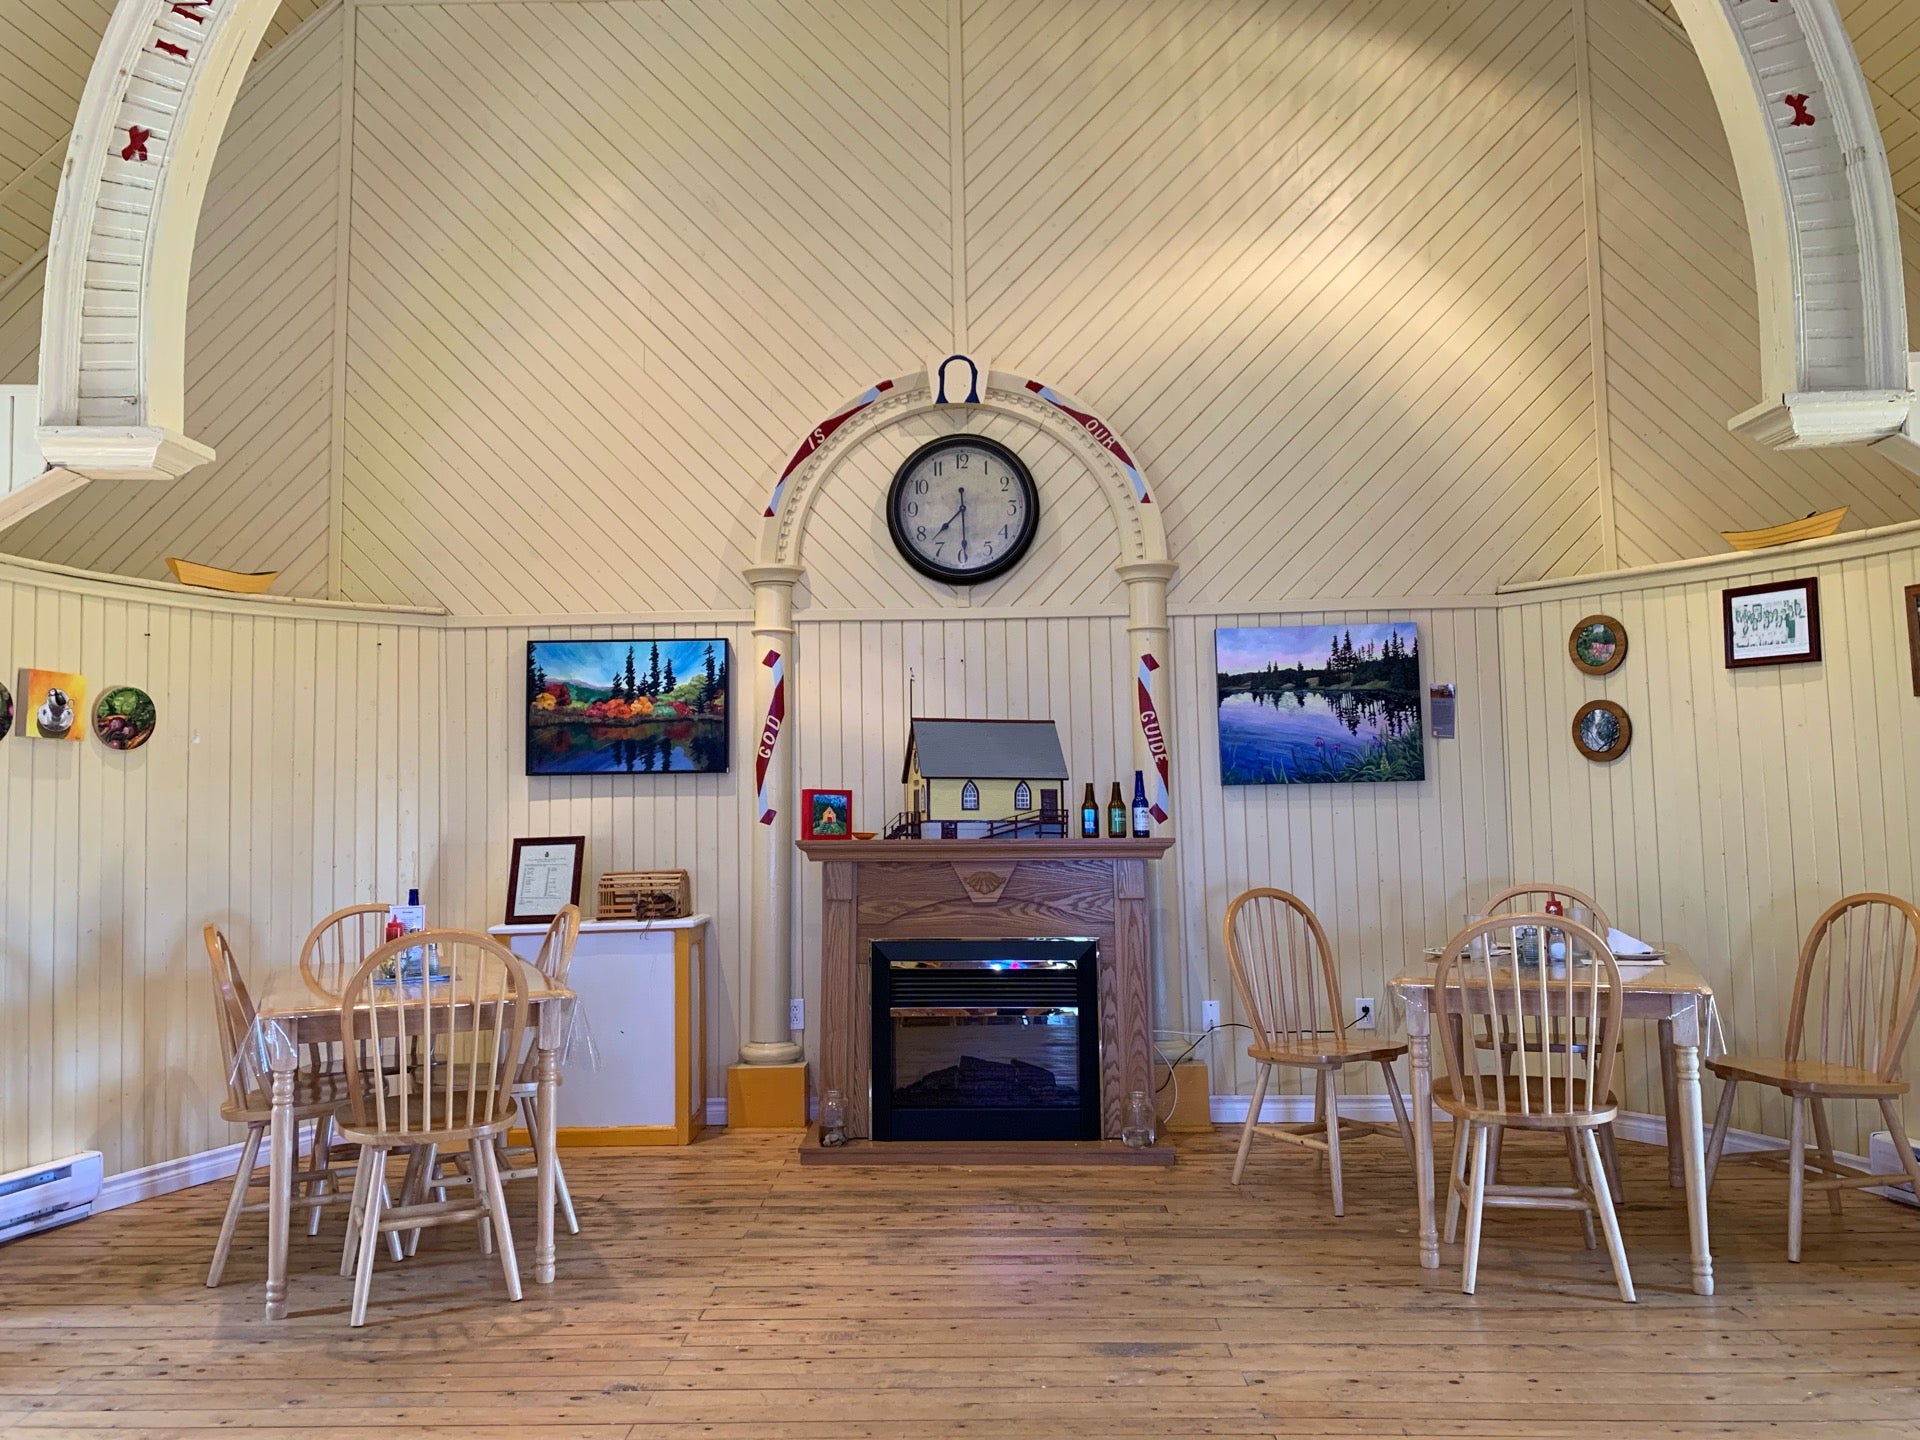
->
[887,435,1039,584]
[1572,700,1631,762]
[1568,614,1627,675]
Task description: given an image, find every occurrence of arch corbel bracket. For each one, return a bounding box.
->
[1669,0,1912,448]
[35,0,281,486]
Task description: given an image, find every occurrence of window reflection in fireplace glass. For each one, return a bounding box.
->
[891,1007,1081,1110]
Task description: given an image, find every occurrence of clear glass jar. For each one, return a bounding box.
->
[819,1088,847,1147]
[1121,1089,1155,1149]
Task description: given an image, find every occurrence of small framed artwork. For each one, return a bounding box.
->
[1905,585,1920,697]
[801,788,854,840]
[1572,700,1632,762]
[1568,614,1627,675]
[20,668,86,741]
[1723,577,1821,668]
[505,836,586,924]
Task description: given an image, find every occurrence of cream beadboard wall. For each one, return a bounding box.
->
[0,555,441,1179]
[1500,526,1920,1153]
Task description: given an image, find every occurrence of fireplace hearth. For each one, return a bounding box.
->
[871,938,1101,1142]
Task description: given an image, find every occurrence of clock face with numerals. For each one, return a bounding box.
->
[886,436,1040,585]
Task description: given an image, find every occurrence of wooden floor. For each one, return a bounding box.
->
[6,1127,1920,1437]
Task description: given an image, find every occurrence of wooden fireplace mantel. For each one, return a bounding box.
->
[800,836,1173,1144]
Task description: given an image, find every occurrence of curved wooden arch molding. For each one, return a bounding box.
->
[1668,0,1912,451]
[32,0,281,492]
[753,367,1170,571]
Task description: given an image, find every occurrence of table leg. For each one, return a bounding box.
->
[265,1049,296,1321]
[1673,1024,1715,1297]
[1658,1017,1683,1188]
[535,1030,560,1285]
[1404,990,1438,1270]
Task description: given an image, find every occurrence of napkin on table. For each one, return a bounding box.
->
[1606,927,1656,956]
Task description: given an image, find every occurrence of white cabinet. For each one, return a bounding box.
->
[490,915,709,1145]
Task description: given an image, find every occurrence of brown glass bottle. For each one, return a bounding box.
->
[1106,782,1126,838]
[1080,783,1099,839]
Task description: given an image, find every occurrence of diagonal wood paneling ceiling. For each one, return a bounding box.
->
[0,0,332,288]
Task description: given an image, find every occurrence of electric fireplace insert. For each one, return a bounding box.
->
[870,937,1101,1142]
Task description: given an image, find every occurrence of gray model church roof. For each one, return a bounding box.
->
[903,718,1070,782]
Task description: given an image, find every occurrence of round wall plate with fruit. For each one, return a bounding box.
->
[0,680,12,741]
[94,686,157,750]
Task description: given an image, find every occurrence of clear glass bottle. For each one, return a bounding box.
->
[820,1088,847,1147]
[1121,1089,1155,1149]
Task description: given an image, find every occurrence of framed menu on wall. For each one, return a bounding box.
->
[1723,578,1821,668]
[506,835,586,924]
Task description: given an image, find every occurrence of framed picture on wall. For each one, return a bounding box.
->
[505,835,586,925]
[1905,585,1920,696]
[1722,578,1821,668]
[1215,624,1424,784]
[526,638,730,775]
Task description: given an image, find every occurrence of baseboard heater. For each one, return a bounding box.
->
[0,1152,103,1243]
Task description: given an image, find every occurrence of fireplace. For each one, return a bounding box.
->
[870,938,1101,1142]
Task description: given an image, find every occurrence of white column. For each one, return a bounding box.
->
[1117,559,1184,1044]
[742,563,804,1065]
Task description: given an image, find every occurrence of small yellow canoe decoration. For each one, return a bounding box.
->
[165,557,280,594]
[1720,507,1847,552]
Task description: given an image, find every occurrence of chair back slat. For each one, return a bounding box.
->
[515,907,580,1086]
[203,925,263,1110]
[340,930,527,1137]
[1787,893,1920,1082]
[1485,883,1611,936]
[1223,889,1344,1051]
[300,903,393,996]
[1434,914,1622,1119]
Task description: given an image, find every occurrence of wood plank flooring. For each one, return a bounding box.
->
[5,1127,1920,1437]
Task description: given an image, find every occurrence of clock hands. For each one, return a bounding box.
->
[957,488,968,563]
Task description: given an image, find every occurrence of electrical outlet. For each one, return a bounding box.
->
[1201,999,1222,1031]
[1354,997,1377,1030]
[789,997,805,1031]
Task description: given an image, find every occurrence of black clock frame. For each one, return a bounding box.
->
[886,435,1040,585]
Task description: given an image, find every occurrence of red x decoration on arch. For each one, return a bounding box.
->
[1784,93,1816,127]
[121,126,151,162]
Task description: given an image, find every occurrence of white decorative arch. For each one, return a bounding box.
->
[35,0,277,484]
[737,362,1177,1068]
[754,367,1169,569]
[1668,0,1913,448]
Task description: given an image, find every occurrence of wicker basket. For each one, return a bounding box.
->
[596,869,692,921]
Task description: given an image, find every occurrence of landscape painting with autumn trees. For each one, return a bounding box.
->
[526,639,730,775]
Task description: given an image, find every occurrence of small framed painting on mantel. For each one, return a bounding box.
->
[1723,578,1821,668]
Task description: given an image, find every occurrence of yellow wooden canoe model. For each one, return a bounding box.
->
[164,557,280,594]
[1720,506,1847,552]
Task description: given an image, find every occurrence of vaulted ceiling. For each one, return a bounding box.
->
[2,0,1919,314]
[0,0,331,286]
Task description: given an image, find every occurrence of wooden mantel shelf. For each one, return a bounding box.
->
[798,837,1173,861]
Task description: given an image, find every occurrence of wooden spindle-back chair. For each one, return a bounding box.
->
[1706,893,1920,1260]
[334,929,528,1326]
[420,906,584,1248]
[1222,888,1413,1216]
[1434,914,1633,1300]
[1480,884,1623,1193]
[300,904,392,996]
[202,925,364,1286]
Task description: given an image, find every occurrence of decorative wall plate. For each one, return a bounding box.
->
[1568,614,1627,675]
[0,680,11,740]
[1572,700,1631,762]
[94,686,157,750]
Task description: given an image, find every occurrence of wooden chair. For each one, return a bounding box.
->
[300,903,392,996]
[1223,888,1413,1215]
[335,929,528,1327]
[1434,914,1633,1301]
[202,925,384,1286]
[1481,884,1623,1196]
[1705,893,1920,1261]
[410,907,583,1251]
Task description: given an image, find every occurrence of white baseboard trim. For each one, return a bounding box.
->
[95,1140,247,1215]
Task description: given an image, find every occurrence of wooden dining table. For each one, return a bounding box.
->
[252,964,576,1321]
[1392,950,1717,1296]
